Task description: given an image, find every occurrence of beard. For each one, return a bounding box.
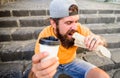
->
[56,26,77,49]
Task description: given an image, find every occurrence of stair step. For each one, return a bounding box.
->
[100,33,120,48]
[79,14,120,24]
[0,62,23,78]
[0,14,120,27]
[85,23,120,34]
[0,23,120,41]
[0,60,31,78]
[0,9,120,17]
[110,48,120,66]
[0,40,36,61]
[0,16,49,27]
[0,27,44,41]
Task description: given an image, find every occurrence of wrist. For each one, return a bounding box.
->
[99,36,107,47]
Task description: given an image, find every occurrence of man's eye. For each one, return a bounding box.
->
[75,21,78,23]
[66,21,72,25]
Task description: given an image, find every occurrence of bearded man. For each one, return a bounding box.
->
[28,0,110,78]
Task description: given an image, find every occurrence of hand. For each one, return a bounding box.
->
[31,52,59,78]
[84,34,104,51]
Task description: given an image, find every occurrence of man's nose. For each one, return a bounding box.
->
[71,24,77,30]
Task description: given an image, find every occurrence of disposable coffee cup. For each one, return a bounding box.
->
[39,36,60,61]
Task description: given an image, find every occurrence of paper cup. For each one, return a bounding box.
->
[39,36,60,61]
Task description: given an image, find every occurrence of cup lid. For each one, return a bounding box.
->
[39,36,60,45]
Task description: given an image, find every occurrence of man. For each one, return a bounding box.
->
[28,0,110,78]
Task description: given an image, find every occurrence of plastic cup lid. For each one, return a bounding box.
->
[39,36,60,46]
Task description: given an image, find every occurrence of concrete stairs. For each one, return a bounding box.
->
[0,0,120,78]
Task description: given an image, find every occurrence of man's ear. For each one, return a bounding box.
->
[50,19,56,29]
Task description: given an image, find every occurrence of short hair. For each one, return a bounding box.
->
[69,4,78,16]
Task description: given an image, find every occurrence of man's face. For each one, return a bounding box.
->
[56,15,79,48]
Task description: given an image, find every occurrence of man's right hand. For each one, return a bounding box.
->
[30,52,59,78]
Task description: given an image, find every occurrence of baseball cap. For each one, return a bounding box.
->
[49,0,79,18]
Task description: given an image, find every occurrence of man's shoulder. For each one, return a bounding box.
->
[39,25,55,37]
[43,25,52,29]
[77,23,83,27]
[41,25,53,32]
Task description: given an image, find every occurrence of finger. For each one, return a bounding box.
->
[35,71,43,78]
[36,69,57,78]
[37,57,59,70]
[85,35,94,49]
[92,39,100,50]
[84,35,90,48]
[91,35,101,50]
[89,38,97,50]
[40,61,59,76]
[32,52,49,64]
[31,64,37,73]
[47,69,57,78]
[84,35,90,44]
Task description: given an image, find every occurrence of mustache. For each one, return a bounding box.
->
[66,28,77,36]
[56,27,76,49]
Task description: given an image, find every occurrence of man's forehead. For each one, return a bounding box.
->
[61,15,79,21]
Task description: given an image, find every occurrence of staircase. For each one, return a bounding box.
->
[0,0,120,78]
